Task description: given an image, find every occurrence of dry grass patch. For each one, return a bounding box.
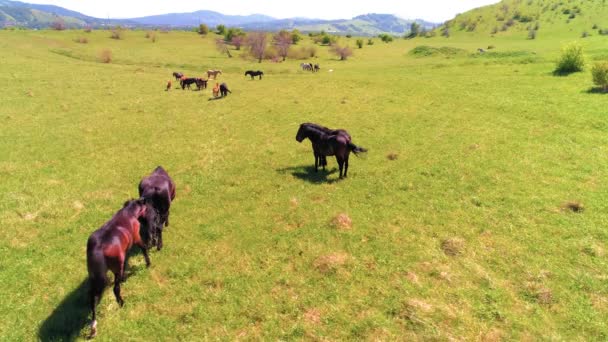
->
[303,308,322,325]
[441,237,465,256]
[99,49,112,63]
[480,327,505,342]
[387,152,398,160]
[313,252,349,273]
[591,294,608,311]
[331,213,352,230]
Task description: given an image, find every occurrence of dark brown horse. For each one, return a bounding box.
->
[138,166,176,251]
[297,123,352,171]
[245,70,264,80]
[295,123,367,178]
[86,198,152,338]
[172,72,184,81]
[219,83,231,97]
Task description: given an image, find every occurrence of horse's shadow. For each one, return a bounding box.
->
[38,250,150,341]
[276,165,340,184]
[38,279,90,341]
[207,97,224,101]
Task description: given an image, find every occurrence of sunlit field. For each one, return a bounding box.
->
[0,26,607,340]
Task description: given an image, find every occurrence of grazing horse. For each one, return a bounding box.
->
[245,70,264,80]
[300,63,312,71]
[301,123,351,170]
[172,72,184,81]
[313,64,320,72]
[138,166,176,251]
[207,70,222,79]
[219,83,231,97]
[87,198,152,338]
[180,77,197,90]
[295,123,367,178]
[195,78,208,90]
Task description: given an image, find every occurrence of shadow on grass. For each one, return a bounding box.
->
[38,250,150,341]
[585,87,608,94]
[38,279,90,341]
[276,165,341,184]
[207,96,225,101]
[552,69,581,77]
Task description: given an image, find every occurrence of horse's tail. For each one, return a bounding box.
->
[349,142,368,156]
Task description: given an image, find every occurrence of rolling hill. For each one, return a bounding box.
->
[434,0,608,39]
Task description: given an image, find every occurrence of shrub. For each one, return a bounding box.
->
[216,24,226,35]
[581,31,589,38]
[99,49,112,63]
[84,25,92,33]
[74,37,88,44]
[345,34,352,38]
[555,42,585,74]
[367,39,374,45]
[378,33,393,43]
[198,24,209,35]
[321,35,332,45]
[331,44,353,60]
[592,24,598,30]
[591,62,608,92]
[528,29,536,39]
[356,39,363,49]
[110,29,123,40]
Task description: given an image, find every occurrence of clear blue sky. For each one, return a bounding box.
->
[22,0,500,22]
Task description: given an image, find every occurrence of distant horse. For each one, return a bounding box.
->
[138,166,176,251]
[219,83,231,97]
[172,72,184,81]
[207,70,222,79]
[301,63,312,71]
[195,78,208,90]
[212,83,220,97]
[180,77,197,90]
[245,70,264,80]
[87,198,152,338]
[313,64,320,72]
[165,80,172,91]
[295,123,367,178]
[301,123,351,170]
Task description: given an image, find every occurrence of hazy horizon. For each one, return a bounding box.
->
[17,0,500,22]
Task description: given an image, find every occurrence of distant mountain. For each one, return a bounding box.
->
[0,0,134,27]
[129,10,276,27]
[0,0,437,35]
[240,14,436,36]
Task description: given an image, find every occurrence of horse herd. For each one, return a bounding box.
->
[85,123,366,337]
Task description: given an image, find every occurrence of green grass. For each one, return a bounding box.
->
[0,27,607,340]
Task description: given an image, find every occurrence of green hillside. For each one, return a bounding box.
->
[436,0,608,39]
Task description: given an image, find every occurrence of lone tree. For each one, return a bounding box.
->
[51,18,66,30]
[273,30,293,61]
[291,29,302,44]
[198,24,209,35]
[215,38,232,58]
[331,44,353,61]
[246,32,268,63]
[231,35,245,50]
[216,24,226,35]
[406,22,420,38]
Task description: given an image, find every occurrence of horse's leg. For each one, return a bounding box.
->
[344,153,350,178]
[314,153,319,172]
[157,228,163,251]
[336,156,344,179]
[88,275,104,338]
[138,243,151,267]
[113,260,125,307]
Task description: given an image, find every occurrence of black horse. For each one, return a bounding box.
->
[313,64,320,72]
[300,123,351,170]
[172,72,184,81]
[219,83,231,97]
[245,70,264,80]
[195,78,208,90]
[295,123,367,178]
[180,77,197,90]
[138,166,176,250]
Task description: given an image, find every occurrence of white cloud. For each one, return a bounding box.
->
[23,0,499,22]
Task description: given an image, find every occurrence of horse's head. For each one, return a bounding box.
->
[123,198,148,218]
[296,124,307,142]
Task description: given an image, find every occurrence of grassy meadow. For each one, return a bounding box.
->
[0,26,607,341]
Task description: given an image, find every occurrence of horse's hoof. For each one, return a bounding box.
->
[118,299,124,307]
[88,320,97,339]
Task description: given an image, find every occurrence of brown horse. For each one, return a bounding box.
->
[138,166,176,251]
[86,198,152,338]
[207,70,222,79]
[296,123,367,178]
